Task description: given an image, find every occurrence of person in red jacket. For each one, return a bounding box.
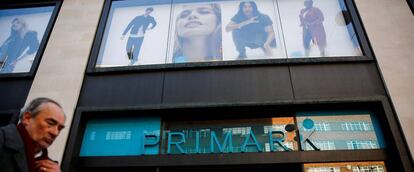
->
[300,0,327,56]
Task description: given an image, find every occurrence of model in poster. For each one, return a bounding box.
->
[0,18,39,73]
[299,0,327,56]
[226,1,276,59]
[172,4,222,63]
[121,7,157,65]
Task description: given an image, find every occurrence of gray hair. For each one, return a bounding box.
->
[19,97,63,120]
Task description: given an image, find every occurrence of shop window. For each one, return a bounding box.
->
[79,111,386,156]
[0,5,55,74]
[306,167,340,172]
[278,0,362,58]
[305,140,335,150]
[296,111,385,151]
[95,0,172,67]
[79,117,161,156]
[346,140,378,150]
[93,0,364,69]
[352,165,385,172]
[341,122,372,132]
[304,162,387,172]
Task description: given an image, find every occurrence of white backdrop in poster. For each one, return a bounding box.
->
[278,0,362,58]
[0,8,53,73]
[97,4,171,67]
[221,0,286,61]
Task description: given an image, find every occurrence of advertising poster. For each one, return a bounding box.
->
[278,0,362,58]
[96,0,171,67]
[221,0,286,61]
[0,6,54,73]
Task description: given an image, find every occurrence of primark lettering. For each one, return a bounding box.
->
[143,129,291,154]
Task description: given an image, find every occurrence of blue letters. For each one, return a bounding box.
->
[241,130,262,152]
[143,133,160,155]
[210,131,233,153]
[268,129,290,151]
[167,132,186,154]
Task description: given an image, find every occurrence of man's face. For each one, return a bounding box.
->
[304,0,313,8]
[145,9,153,16]
[22,103,66,149]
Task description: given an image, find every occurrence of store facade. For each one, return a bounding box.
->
[1,0,413,171]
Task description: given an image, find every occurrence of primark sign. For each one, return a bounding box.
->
[143,128,292,154]
[79,119,320,156]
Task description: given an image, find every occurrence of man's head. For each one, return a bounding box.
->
[20,98,66,150]
[304,0,313,8]
[145,7,154,16]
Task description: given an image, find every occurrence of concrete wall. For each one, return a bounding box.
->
[355,0,414,157]
[25,0,104,162]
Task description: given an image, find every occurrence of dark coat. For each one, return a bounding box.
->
[122,15,157,36]
[0,124,29,172]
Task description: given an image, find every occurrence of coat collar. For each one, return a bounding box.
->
[3,124,24,151]
[3,124,29,172]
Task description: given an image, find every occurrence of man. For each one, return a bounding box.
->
[0,97,66,172]
[226,1,276,59]
[121,7,157,65]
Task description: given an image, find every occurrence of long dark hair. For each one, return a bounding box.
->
[235,1,260,19]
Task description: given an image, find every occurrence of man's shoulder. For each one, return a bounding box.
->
[0,124,17,135]
[147,15,156,20]
[133,15,145,20]
[0,124,24,150]
[311,7,323,13]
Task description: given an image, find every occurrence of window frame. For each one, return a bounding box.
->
[86,0,374,74]
[0,0,62,78]
[61,100,407,171]
[408,0,414,15]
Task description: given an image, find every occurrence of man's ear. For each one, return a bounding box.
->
[21,112,32,126]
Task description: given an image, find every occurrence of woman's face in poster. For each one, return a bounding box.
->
[11,19,24,31]
[242,2,254,16]
[176,4,217,38]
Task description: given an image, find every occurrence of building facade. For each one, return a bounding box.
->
[0,0,413,171]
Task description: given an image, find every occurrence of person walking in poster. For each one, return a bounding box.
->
[172,4,222,63]
[121,7,157,65]
[0,18,39,73]
[226,1,276,59]
[300,0,327,56]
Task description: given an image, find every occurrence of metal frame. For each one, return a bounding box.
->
[0,0,62,78]
[407,0,414,15]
